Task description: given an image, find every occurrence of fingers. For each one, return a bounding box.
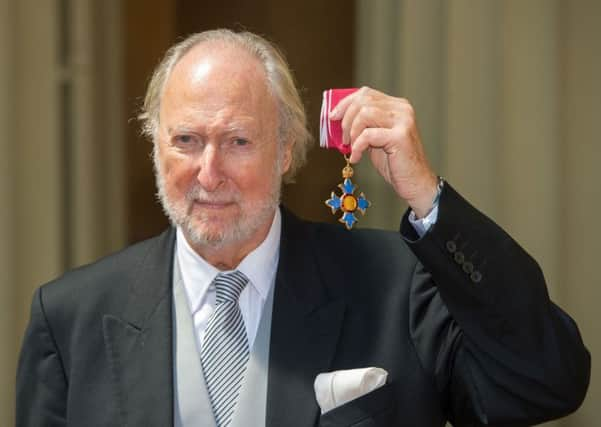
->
[329,87,365,120]
[340,97,415,163]
[333,88,410,148]
[346,101,401,145]
[330,88,436,208]
[348,127,393,164]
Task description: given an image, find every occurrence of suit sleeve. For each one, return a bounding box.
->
[402,182,591,426]
[16,287,68,427]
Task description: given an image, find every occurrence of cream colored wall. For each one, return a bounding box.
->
[68,0,126,266]
[355,1,599,426]
[13,0,64,333]
[1,2,63,425]
[0,0,17,424]
[560,2,601,424]
[0,1,125,424]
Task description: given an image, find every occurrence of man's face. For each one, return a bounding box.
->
[154,44,291,248]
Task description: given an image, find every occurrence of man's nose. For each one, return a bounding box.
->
[196,145,225,192]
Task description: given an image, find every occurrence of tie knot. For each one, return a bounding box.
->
[213,271,248,303]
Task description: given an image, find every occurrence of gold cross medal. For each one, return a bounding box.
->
[320,88,371,230]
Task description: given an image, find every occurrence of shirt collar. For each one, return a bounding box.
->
[175,209,281,314]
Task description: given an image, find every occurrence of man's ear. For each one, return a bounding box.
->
[281,141,293,175]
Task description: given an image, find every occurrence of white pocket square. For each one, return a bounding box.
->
[314,367,388,414]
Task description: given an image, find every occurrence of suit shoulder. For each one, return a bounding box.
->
[39,228,174,309]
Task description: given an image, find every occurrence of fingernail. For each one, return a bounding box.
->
[329,108,340,120]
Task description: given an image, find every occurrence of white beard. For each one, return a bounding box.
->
[153,145,282,249]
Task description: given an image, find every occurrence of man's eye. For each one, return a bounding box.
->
[175,135,194,144]
[233,138,249,147]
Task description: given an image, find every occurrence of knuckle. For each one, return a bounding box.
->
[356,105,371,120]
[403,102,415,115]
[358,86,375,102]
[396,126,410,141]
[350,121,366,141]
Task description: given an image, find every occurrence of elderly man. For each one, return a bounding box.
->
[17,29,589,427]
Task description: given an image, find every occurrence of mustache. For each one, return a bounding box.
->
[184,186,240,204]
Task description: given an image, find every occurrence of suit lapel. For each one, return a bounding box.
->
[103,228,176,427]
[266,211,346,427]
[100,214,345,427]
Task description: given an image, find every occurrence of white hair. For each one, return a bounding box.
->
[138,29,313,183]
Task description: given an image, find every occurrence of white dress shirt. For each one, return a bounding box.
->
[408,203,439,237]
[175,210,281,350]
[175,205,438,351]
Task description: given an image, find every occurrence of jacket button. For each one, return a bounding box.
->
[462,261,474,274]
[454,251,465,264]
[446,241,457,253]
[470,271,483,283]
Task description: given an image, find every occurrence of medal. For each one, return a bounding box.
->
[320,89,371,230]
[324,156,371,230]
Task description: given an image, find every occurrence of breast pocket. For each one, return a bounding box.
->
[318,382,396,427]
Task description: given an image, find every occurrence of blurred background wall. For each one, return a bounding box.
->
[1,1,598,425]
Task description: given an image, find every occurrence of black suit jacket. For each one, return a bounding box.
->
[16,184,590,426]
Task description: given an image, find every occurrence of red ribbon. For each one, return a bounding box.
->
[319,88,358,155]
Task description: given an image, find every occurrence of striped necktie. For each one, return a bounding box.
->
[201,271,250,427]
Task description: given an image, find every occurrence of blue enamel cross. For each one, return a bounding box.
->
[325,162,371,230]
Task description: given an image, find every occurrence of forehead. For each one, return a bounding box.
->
[160,43,277,123]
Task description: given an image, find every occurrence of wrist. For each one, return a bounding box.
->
[410,175,443,219]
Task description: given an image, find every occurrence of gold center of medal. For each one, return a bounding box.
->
[342,195,358,212]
